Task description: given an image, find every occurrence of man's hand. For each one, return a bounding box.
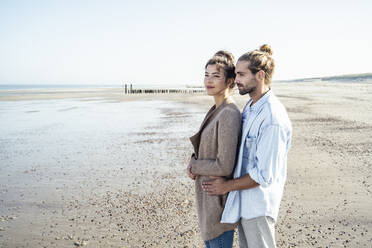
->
[202,176,229,195]
[187,164,196,180]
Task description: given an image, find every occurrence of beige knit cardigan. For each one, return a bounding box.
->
[189,98,241,241]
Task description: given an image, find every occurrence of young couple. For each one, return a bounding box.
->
[187,45,292,248]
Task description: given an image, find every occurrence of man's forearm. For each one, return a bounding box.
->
[226,173,259,192]
[202,173,260,195]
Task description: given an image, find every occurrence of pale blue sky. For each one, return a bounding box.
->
[1,0,371,85]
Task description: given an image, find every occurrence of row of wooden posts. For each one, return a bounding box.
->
[124,84,205,94]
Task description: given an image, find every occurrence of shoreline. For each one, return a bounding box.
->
[0,80,371,102]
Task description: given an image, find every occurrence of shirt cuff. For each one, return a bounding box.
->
[248,167,270,187]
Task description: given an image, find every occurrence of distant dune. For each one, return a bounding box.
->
[277,72,372,83]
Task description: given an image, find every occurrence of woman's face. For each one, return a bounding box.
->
[204,64,229,96]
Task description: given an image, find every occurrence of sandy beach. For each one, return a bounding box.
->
[0,82,371,247]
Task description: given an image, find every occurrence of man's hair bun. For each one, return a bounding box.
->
[259,44,273,55]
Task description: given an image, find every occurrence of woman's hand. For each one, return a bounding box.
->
[187,164,196,180]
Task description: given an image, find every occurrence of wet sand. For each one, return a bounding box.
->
[0,82,371,247]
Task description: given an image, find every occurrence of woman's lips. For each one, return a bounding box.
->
[206,86,214,89]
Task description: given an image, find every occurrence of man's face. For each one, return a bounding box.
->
[235,61,258,95]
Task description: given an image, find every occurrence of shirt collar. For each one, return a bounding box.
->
[246,89,273,113]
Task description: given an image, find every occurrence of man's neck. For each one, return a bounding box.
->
[249,87,270,106]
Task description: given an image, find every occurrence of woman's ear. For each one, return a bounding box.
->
[227,78,235,89]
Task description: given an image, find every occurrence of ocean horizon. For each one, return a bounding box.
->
[0,84,203,91]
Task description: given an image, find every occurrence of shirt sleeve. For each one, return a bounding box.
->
[248,124,289,187]
[190,109,241,177]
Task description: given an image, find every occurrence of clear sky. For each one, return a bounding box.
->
[1,0,371,85]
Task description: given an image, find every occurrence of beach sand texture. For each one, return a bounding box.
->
[0,82,371,247]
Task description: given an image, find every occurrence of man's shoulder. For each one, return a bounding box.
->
[260,95,291,129]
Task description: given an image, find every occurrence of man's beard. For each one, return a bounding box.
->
[238,86,256,95]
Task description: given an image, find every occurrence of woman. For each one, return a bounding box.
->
[187,51,241,248]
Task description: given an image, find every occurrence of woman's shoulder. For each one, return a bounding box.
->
[219,102,241,120]
[226,102,240,112]
[224,99,241,113]
[224,97,240,110]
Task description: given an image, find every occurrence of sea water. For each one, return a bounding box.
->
[0,99,174,172]
[0,97,205,193]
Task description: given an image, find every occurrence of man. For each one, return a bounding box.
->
[202,44,292,248]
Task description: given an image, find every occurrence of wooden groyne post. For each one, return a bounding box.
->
[123,83,205,94]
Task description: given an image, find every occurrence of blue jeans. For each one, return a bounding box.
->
[204,230,234,248]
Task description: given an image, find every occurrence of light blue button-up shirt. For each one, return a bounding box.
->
[221,90,292,223]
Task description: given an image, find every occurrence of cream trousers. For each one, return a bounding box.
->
[238,216,276,248]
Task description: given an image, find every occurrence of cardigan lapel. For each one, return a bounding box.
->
[189,100,228,157]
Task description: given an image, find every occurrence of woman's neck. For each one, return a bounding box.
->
[214,91,231,107]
